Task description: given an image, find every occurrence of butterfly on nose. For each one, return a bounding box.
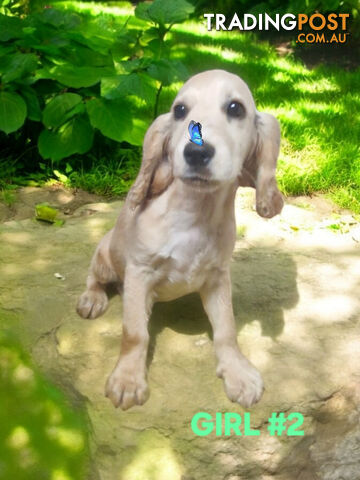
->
[188,120,204,146]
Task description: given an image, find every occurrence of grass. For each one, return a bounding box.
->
[0,189,16,207]
[1,1,359,212]
[162,21,360,211]
[64,147,141,196]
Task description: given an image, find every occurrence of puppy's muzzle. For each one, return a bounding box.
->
[184,142,215,169]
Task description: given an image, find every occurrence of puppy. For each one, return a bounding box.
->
[77,69,283,410]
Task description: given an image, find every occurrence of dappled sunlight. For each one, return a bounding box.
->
[272,56,309,76]
[166,19,360,210]
[298,100,344,115]
[309,294,357,322]
[120,430,184,480]
[56,331,74,357]
[238,322,274,369]
[55,314,122,359]
[55,0,133,17]
[13,363,35,385]
[46,426,84,452]
[278,140,324,185]
[7,426,30,450]
[1,231,32,245]
[1,3,360,478]
[0,263,22,276]
[276,106,304,124]
[51,469,72,480]
[295,77,339,94]
[187,43,243,62]
[2,194,360,478]
[0,334,88,479]
[272,71,293,83]
[22,0,359,211]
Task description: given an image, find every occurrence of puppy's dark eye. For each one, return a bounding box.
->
[227,101,246,118]
[174,104,187,120]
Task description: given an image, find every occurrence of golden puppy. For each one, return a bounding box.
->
[77,69,283,410]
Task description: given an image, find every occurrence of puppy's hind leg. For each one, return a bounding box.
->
[77,229,118,319]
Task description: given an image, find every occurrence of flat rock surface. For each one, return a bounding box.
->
[1,188,360,480]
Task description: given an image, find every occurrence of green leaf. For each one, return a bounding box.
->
[43,93,82,129]
[149,0,194,25]
[101,73,157,102]
[139,26,160,46]
[144,38,162,57]
[67,30,114,56]
[0,44,16,56]
[135,2,153,23]
[0,91,27,134]
[65,163,73,174]
[0,53,38,83]
[136,0,194,26]
[21,88,42,122]
[53,169,68,182]
[147,59,188,85]
[114,58,152,75]
[36,65,113,88]
[111,31,138,62]
[86,98,133,142]
[122,117,148,146]
[35,203,59,223]
[38,116,94,162]
[39,8,81,30]
[63,43,112,68]
[0,13,23,41]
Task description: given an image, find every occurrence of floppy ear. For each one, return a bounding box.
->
[127,113,173,210]
[239,112,284,218]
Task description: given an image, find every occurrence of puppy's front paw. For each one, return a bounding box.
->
[105,364,149,410]
[218,355,264,408]
[76,289,108,319]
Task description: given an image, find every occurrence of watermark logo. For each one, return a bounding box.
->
[191,411,305,436]
[204,13,350,44]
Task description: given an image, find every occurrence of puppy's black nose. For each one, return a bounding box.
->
[184,142,215,168]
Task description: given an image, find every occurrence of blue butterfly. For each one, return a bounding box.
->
[188,120,204,146]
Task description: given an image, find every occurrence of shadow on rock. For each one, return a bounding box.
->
[232,247,299,338]
[147,246,299,367]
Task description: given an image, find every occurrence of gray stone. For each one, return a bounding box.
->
[1,188,360,480]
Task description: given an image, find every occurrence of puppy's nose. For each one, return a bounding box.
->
[184,142,215,168]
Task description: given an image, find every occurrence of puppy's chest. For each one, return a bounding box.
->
[161,228,217,272]
[135,201,234,299]
[148,225,224,297]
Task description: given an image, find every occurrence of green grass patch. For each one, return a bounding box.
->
[0,189,17,207]
[65,147,141,195]
[163,21,360,211]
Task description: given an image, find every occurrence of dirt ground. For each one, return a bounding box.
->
[1,186,360,480]
[0,185,107,223]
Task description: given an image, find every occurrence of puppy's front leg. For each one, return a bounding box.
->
[200,269,264,408]
[105,265,151,410]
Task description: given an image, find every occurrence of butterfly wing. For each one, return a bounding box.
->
[188,120,203,146]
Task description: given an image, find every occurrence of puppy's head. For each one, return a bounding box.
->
[169,70,257,189]
[128,69,283,218]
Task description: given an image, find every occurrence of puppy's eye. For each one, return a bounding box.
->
[174,104,187,120]
[227,101,246,118]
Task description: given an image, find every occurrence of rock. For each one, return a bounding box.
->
[0,192,360,480]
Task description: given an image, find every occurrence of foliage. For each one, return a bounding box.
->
[60,148,141,196]
[0,330,88,479]
[0,0,359,212]
[0,0,194,168]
